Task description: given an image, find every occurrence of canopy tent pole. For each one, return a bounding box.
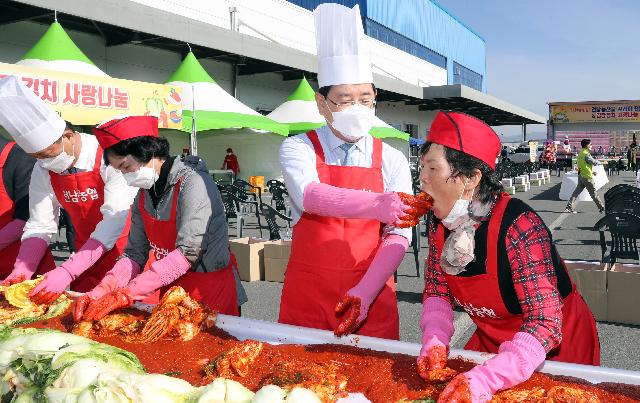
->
[190,84,198,156]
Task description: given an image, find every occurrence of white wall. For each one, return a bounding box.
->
[376,102,438,139]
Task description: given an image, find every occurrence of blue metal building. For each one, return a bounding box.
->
[286,0,486,92]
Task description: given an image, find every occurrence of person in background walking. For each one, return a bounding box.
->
[565,139,605,214]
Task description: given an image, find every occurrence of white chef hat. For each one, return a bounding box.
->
[0,75,65,153]
[314,3,373,88]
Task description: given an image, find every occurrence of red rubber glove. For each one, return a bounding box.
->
[82,289,133,321]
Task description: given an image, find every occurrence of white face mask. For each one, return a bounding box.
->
[39,137,75,174]
[123,160,157,189]
[442,180,471,230]
[326,102,376,142]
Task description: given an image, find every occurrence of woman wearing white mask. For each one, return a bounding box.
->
[0,76,137,304]
[73,115,245,321]
[277,3,429,340]
[410,111,599,402]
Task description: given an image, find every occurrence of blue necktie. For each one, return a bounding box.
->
[339,143,355,166]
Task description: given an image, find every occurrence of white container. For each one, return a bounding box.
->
[209,315,640,386]
[514,176,526,185]
[529,172,540,181]
[501,178,513,187]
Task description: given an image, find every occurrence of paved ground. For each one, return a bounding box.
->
[51,170,640,371]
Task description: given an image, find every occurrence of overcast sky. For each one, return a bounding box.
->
[435,0,640,141]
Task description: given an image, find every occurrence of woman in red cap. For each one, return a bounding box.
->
[410,111,599,402]
[73,115,245,321]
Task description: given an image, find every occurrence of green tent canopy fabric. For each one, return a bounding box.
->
[268,78,409,140]
[165,52,288,136]
[17,22,108,77]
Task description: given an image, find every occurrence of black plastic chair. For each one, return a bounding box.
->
[259,203,292,241]
[269,186,290,215]
[221,186,263,238]
[233,178,263,206]
[605,184,640,203]
[266,179,286,192]
[605,195,640,215]
[593,212,640,263]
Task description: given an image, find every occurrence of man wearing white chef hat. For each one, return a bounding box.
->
[0,75,138,304]
[278,3,429,340]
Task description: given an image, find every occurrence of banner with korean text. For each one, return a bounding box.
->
[551,102,640,123]
[0,62,183,129]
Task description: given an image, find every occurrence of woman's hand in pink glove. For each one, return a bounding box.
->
[417,297,457,383]
[28,268,73,305]
[82,289,133,321]
[437,374,473,402]
[2,237,49,286]
[439,332,547,402]
[73,295,92,322]
[73,258,141,322]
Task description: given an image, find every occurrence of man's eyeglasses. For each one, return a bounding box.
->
[325,97,376,109]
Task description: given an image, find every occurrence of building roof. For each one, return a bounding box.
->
[413,84,546,125]
[5,0,542,126]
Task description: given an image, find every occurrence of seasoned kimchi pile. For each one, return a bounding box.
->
[22,301,640,403]
[72,286,216,343]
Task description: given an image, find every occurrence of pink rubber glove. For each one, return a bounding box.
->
[0,219,25,251]
[73,258,141,322]
[439,332,547,403]
[334,235,408,336]
[89,257,141,299]
[417,297,456,381]
[29,239,107,305]
[2,237,48,286]
[303,182,413,225]
[125,248,191,300]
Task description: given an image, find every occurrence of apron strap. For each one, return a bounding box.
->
[485,193,511,277]
[307,130,325,168]
[138,177,183,222]
[93,147,104,172]
[0,142,15,169]
[371,138,382,169]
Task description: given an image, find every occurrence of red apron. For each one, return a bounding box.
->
[279,131,400,340]
[0,142,55,278]
[138,178,238,315]
[49,148,130,292]
[437,193,600,365]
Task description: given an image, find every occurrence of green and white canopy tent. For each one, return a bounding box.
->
[267,77,410,153]
[162,52,289,181]
[16,21,108,77]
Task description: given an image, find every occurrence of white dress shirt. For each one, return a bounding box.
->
[22,132,139,249]
[279,125,413,241]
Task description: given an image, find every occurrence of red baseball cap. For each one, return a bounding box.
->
[92,115,158,150]
[427,111,501,170]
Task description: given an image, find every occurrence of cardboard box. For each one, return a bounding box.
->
[607,263,640,325]
[565,260,607,321]
[501,178,513,187]
[264,240,292,282]
[229,237,274,281]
